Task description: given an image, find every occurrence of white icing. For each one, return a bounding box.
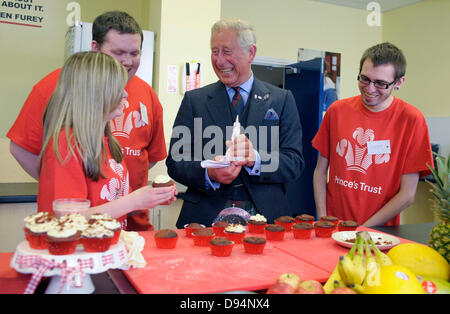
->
[249,214,267,223]
[225,224,246,233]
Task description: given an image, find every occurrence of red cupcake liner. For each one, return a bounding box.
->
[24,228,48,250]
[248,223,266,234]
[111,230,121,245]
[47,240,78,255]
[265,230,285,241]
[243,242,266,254]
[81,237,112,252]
[212,226,226,236]
[154,236,178,249]
[294,219,315,225]
[314,226,334,238]
[274,221,295,231]
[193,235,215,247]
[293,228,313,239]
[210,243,234,257]
[338,226,358,232]
[224,232,246,244]
[319,218,339,228]
[184,224,205,238]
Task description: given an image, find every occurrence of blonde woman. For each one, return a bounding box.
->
[38,51,176,224]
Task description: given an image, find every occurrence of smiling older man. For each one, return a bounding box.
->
[166,18,304,228]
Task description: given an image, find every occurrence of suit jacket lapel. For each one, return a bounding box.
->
[246,78,272,127]
[205,81,233,131]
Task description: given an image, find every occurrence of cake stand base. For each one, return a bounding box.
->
[45,273,95,294]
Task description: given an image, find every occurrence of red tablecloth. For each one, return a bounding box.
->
[123,226,414,294]
[0,253,30,294]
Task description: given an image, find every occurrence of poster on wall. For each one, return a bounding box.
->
[298,48,341,113]
[0,0,46,28]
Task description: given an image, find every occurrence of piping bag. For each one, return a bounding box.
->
[200,115,241,168]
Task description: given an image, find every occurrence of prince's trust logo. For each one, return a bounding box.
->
[109,99,146,139]
[334,127,390,196]
[336,127,389,175]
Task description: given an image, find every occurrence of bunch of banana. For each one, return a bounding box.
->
[338,236,367,287]
[323,232,359,293]
[324,231,395,293]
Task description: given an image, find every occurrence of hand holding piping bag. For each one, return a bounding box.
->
[226,116,256,167]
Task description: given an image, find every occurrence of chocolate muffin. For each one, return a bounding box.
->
[265,224,286,232]
[295,214,315,222]
[212,221,230,228]
[338,220,359,228]
[314,221,335,229]
[293,223,314,230]
[186,223,204,230]
[275,216,295,223]
[192,228,215,237]
[155,229,178,238]
[209,237,234,246]
[243,236,266,244]
[320,216,339,222]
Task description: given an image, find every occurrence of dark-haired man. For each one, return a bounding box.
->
[312,42,433,227]
[7,11,168,231]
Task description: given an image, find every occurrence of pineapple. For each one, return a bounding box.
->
[426,153,449,263]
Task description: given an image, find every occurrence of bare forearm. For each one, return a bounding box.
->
[85,185,177,219]
[9,141,40,180]
[363,173,419,227]
[313,169,328,218]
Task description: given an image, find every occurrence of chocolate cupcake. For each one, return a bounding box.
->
[151,175,174,187]
[184,222,205,238]
[154,229,178,249]
[243,236,266,254]
[292,223,314,239]
[274,216,296,231]
[295,214,315,224]
[319,216,339,228]
[46,222,81,255]
[224,224,246,244]
[247,214,267,234]
[264,224,286,241]
[212,221,229,236]
[192,228,215,247]
[338,220,359,231]
[314,221,335,238]
[209,237,234,257]
[24,212,58,250]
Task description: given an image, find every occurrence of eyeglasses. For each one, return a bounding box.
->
[357,75,397,89]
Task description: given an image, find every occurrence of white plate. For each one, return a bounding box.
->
[332,231,400,251]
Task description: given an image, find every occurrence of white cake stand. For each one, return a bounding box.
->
[10,241,128,294]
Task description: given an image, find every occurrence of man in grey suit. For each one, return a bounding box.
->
[166,18,304,228]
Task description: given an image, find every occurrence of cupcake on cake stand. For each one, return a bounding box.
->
[10,240,128,294]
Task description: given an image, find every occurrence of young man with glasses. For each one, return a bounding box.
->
[312,42,433,227]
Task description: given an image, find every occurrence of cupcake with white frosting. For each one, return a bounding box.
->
[89,213,122,244]
[24,212,58,250]
[81,222,114,252]
[224,224,246,244]
[46,221,81,255]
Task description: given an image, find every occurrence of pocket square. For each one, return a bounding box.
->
[264,108,279,120]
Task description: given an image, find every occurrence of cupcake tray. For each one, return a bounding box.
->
[10,241,128,294]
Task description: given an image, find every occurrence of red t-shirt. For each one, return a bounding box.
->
[7,69,167,191]
[38,131,129,222]
[7,70,167,230]
[312,95,433,226]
